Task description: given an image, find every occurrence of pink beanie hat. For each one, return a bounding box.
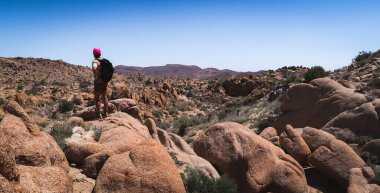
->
[93,48,101,57]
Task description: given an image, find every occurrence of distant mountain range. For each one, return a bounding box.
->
[114,64,243,79]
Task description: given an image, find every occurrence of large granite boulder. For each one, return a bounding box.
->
[194,122,308,193]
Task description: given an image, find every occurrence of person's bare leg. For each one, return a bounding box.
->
[95,92,102,117]
[103,93,109,117]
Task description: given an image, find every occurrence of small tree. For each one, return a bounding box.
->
[303,66,328,83]
[353,51,372,65]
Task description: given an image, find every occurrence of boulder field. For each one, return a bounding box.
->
[1,78,380,193]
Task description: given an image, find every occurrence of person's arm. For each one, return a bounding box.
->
[92,60,98,79]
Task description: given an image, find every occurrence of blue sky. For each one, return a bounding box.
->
[0,0,379,72]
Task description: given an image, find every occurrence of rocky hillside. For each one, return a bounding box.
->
[115,63,242,79]
[0,57,92,89]
[0,51,380,193]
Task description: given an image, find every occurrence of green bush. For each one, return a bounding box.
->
[87,100,95,107]
[353,51,372,65]
[50,123,73,150]
[37,122,49,128]
[303,66,328,83]
[184,169,238,193]
[174,116,204,136]
[58,100,74,113]
[152,110,164,117]
[80,81,92,88]
[256,115,278,134]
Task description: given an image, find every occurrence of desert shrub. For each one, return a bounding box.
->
[367,78,380,89]
[50,123,73,150]
[365,62,380,90]
[168,151,181,165]
[184,169,238,193]
[37,121,49,128]
[17,85,24,91]
[186,90,193,98]
[72,98,82,105]
[177,104,192,112]
[26,84,42,95]
[285,75,302,85]
[35,79,47,86]
[358,136,373,146]
[145,78,153,85]
[94,130,102,142]
[80,80,92,88]
[361,152,380,185]
[217,107,238,121]
[152,110,164,117]
[353,51,372,66]
[87,100,95,107]
[217,110,228,120]
[58,100,74,113]
[167,106,179,115]
[0,98,6,106]
[303,66,328,83]
[155,119,171,129]
[174,116,203,136]
[256,115,278,134]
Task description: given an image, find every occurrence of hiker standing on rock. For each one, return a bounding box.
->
[92,48,114,118]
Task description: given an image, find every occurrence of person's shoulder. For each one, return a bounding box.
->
[92,59,100,63]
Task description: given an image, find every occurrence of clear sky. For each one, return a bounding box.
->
[0,0,379,72]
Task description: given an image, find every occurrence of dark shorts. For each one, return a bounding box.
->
[94,79,108,95]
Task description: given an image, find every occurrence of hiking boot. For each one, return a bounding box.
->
[96,113,103,119]
[102,112,109,118]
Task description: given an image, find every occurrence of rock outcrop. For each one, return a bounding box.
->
[260,127,280,146]
[348,167,380,193]
[222,78,257,97]
[322,99,380,138]
[0,101,72,192]
[65,111,187,192]
[94,140,186,193]
[194,122,308,193]
[361,139,380,158]
[146,120,219,179]
[273,78,367,131]
[279,125,311,163]
[302,127,366,187]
